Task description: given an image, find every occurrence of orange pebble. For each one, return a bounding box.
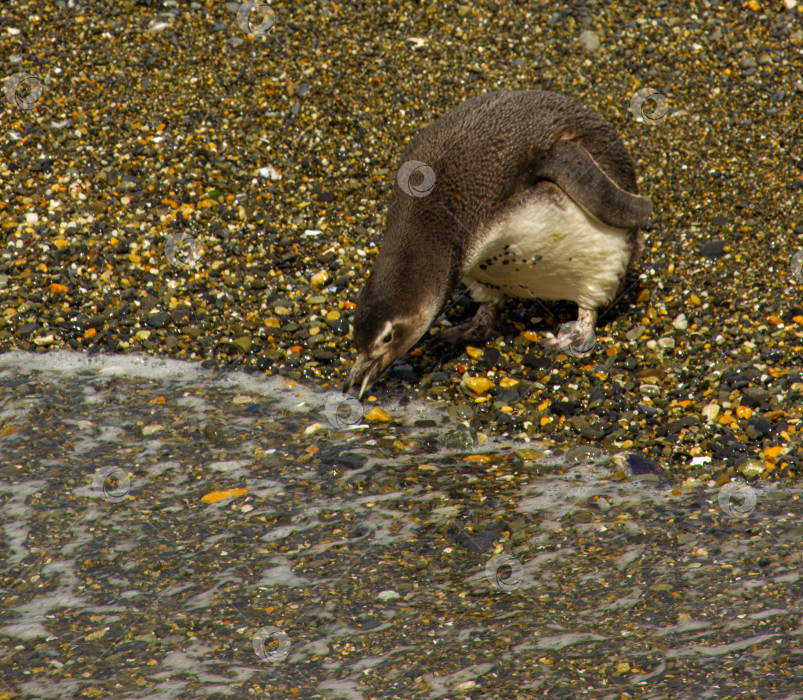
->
[201,487,248,504]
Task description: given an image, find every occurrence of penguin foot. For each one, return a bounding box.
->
[542,308,598,357]
[436,303,500,344]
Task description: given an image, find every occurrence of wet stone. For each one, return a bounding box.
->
[204,422,221,442]
[551,401,579,417]
[18,323,39,337]
[482,347,501,366]
[449,528,498,553]
[439,426,476,450]
[741,386,771,405]
[746,415,773,438]
[447,403,475,421]
[391,363,417,382]
[624,454,664,475]
[565,445,604,464]
[231,335,252,353]
[523,353,550,369]
[700,240,726,259]
[147,311,169,328]
[626,325,646,341]
[329,319,349,336]
[579,424,606,440]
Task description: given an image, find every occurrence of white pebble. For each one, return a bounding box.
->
[701,403,720,422]
[673,313,688,331]
[259,166,281,180]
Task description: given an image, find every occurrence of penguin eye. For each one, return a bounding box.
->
[381,331,393,345]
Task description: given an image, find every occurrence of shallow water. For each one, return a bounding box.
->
[0,351,800,699]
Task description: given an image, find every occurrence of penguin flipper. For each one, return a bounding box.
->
[532,139,653,230]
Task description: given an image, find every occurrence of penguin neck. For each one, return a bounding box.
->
[370,231,457,320]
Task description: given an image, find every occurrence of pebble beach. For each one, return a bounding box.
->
[1,0,802,697]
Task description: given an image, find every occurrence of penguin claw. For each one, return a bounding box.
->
[435,321,486,345]
[542,322,597,357]
[435,303,500,345]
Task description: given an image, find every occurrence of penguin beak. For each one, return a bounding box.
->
[342,352,388,401]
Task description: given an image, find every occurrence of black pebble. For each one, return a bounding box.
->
[18,323,39,337]
[551,401,579,417]
[700,240,726,259]
[330,319,349,336]
[746,415,772,436]
[391,363,417,382]
[147,311,169,328]
[522,353,549,369]
[339,453,367,469]
[625,454,664,475]
[482,347,500,366]
[496,387,520,404]
[170,308,191,324]
[449,528,499,554]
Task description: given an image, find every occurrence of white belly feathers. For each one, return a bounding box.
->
[462,187,633,310]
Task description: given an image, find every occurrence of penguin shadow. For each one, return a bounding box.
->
[377,271,645,394]
[422,269,645,361]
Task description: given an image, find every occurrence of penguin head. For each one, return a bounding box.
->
[342,199,454,400]
[342,299,437,401]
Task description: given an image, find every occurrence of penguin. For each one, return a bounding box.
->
[343,90,652,400]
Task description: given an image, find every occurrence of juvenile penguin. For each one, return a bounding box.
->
[343,90,652,399]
